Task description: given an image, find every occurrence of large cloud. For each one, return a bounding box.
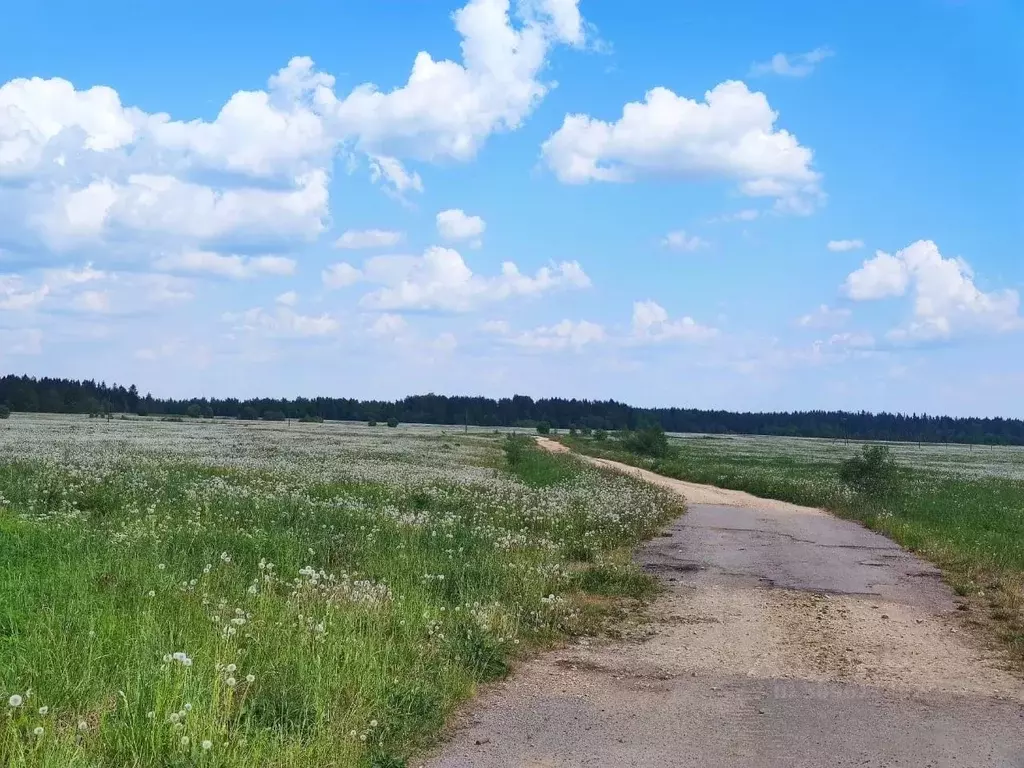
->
[541,81,822,213]
[843,240,1022,340]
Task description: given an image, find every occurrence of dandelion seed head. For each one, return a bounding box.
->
[8,694,23,707]
[38,706,48,715]
[201,740,212,750]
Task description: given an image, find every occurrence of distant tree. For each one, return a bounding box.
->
[186,404,202,418]
[387,417,399,428]
[0,405,9,419]
[536,421,551,435]
[238,406,259,421]
[367,419,378,427]
[202,406,215,419]
[622,424,670,457]
[593,428,608,442]
[299,414,324,423]
[839,445,902,498]
[262,410,286,421]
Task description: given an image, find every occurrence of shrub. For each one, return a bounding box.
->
[202,406,215,419]
[536,421,551,435]
[262,410,287,422]
[839,444,902,498]
[238,406,259,421]
[299,415,324,423]
[387,417,399,428]
[592,428,607,442]
[0,405,9,419]
[186,404,202,418]
[622,424,670,457]
[368,419,378,427]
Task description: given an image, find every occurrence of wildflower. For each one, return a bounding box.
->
[226,677,237,688]
[169,712,180,723]
[38,706,48,715]
[226,664,237,673]
[184,703,192,712]
[182,658,193,667]
[78,720,88,731]
[370,719,378,728]
[245,674,255,684]
[158,563,166,570]
[33,726,44,737]
[201,740,212,750]
[8,694,22,707]
[181,736,190,747]
[146,711,155,719]
[147,590,156,597]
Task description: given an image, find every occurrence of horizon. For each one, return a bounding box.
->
[2,1,1021,418]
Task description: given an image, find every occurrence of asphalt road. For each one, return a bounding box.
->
[426,450,1024,768]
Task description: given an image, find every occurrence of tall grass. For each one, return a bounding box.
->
[0,417,682,767]
[566,434,1024,662]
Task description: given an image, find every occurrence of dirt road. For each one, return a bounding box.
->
[427,439,1024,767]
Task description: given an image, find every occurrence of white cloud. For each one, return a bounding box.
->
[367,313,408,339]
[750,47,834,78]
[828,238,864,252]
[325,0,588,162]
[844,240,1022,340]
[797,303,851,328]
[72,290,111,313]
[154,251,296,279]
[480,319,511,334]
[541,80,822,213]
[357,246,590,311]
[825,331,874,349]
[0,275,50,311]
[275,290,298,306]
[631,300,718,342]
[322,262,363,289]
[223,306,339,338]
[335,229,403,249]
[508,319,606,351]
[368,155,423,198]
[437,209,486,243]
[661,230,708,252]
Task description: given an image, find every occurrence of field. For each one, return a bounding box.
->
[567,431,1024,661]
[0,415,682,767]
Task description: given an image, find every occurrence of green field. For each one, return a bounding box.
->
[566,431,1024,662]
[0,415,682,767]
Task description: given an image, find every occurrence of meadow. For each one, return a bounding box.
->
[566,430,1024,662]
[0,415,683,767]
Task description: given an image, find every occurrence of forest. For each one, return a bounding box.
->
[2,373,1023,445]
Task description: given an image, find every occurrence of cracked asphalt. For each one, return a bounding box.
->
[426,446,1024,767]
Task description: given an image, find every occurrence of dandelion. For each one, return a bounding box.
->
[370,719,378,728]
[146,711,155,719]
[78,720,88,731]
[169,712,181,723]
[226,677,237,688]
[33,726,44,737]
[184,703,192,712]
[226,664,237,673]
[147,590,156,597]
[38,706,48,715]
[245,674,255,684]
[181,736,190,747]
[157,563,166,570]
[201,740,212,750]
[8,694,22,707]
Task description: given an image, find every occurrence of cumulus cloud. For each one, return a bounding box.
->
[71,290,111,313]
[541,80,822,213]
[322,262,363,289]
[709,209,759,223]
[437,209,486,244]
[335,229,403,249]
[827,238,864,252]
[507,319,606,350]
[367,313,408,339]
[631,300,718,342]
[223,305,339,338]
[0,275,50,311]
[154,251,296,279]
[275,291,298,306]
[750,47,834,78]
[661,230,708,252]
[355,246,590,311]
[843,240,1022,340]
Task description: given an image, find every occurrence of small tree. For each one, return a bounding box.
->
[186,404,202,418]
[593,428,607,442]
[202,406,215,419]
[0,405,10,420]
[536,421,551,435]
[839,444,902,498]
[262,410,286,422]
[238,406,259,421]
[387,417,399,428]
[367,419,378,427]
[622,424,670,457]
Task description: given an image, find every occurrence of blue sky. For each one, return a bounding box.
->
[1,0,1022,416]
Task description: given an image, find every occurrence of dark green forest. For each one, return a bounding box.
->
[1,373,1022,445]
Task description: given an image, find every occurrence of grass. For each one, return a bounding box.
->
[0,415,683,767]
[564,432,1024,663]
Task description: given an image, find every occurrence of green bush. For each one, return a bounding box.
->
[622,424,670,457]
[536,421,551,435]
[839,444,903,498]
[0,405,9,420]
[367,419,378,427]
[299,414,324,423]
[238,406,259,421]
[592,429,607,442]
[186,404,202,418]
[387,417,399,428]
[262,410,287,422]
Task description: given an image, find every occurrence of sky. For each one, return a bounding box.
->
[1,0,1022,416]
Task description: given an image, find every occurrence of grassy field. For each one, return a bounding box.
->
[565,431,1024,662]
[0,415,682,767]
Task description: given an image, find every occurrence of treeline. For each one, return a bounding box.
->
[2,374,1023,445]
